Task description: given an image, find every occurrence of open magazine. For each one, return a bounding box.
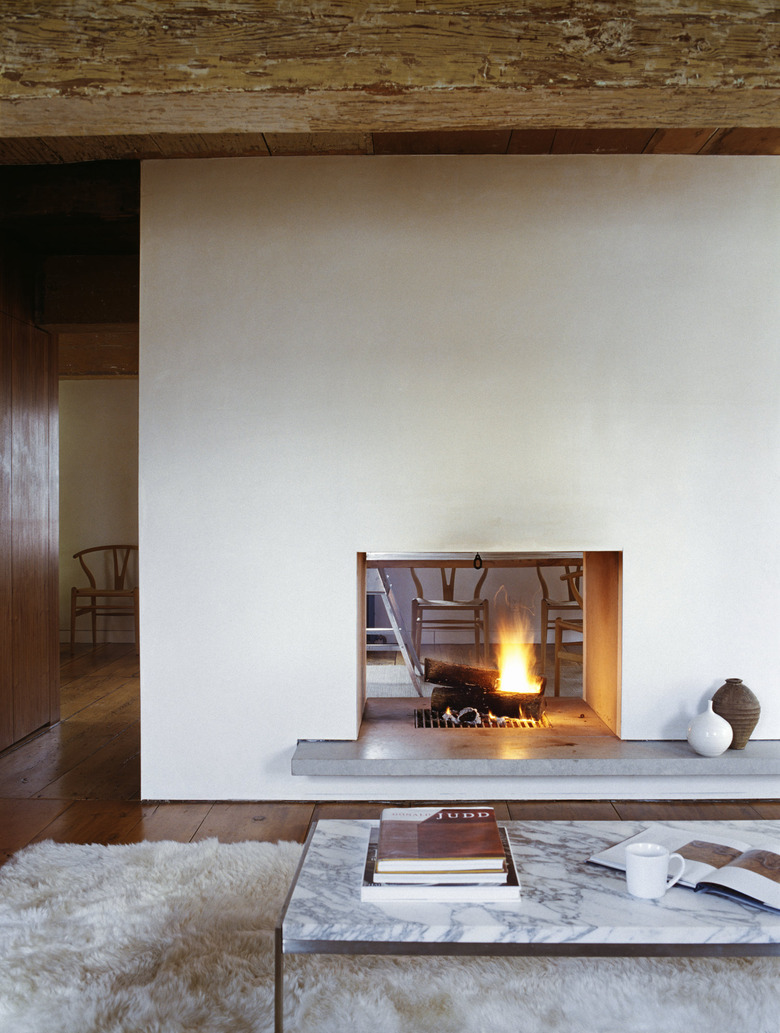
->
[589,823,780,914]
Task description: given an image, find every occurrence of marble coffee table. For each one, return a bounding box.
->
[274,818,780,1033]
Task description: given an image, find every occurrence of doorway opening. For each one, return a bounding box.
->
[59,380,139,650]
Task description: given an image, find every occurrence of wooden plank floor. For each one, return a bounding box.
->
[1,643,778,866]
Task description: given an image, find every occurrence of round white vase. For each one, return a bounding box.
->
[687,700,733,756]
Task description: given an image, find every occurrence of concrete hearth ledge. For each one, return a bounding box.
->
[291,697,780,777]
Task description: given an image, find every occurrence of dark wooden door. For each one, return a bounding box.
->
[0,251,59,751]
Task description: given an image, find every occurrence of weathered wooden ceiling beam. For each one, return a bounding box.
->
[2,2,778,136]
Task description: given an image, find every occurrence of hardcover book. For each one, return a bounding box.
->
[361,826,521,902]
[588,822,780,914]
[375,806,506,874]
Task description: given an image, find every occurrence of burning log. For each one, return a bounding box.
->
[430,684,547,720]
[424,658,500,693]
[425,658,547,721]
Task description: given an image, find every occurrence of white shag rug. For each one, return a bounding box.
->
[0,838,778,1033]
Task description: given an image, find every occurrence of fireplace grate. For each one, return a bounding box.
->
[414,707,549,730]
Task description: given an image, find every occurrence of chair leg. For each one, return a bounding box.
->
[539,600,549,673]
[91,605,97,646]
[554,618,563,697]
[411,600,421,661]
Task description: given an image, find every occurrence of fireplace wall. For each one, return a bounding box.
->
[139,155,780,800]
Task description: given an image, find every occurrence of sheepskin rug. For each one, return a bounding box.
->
[0,838,778,1033]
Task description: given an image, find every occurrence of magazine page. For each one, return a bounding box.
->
[696,848,780,911]
[589,824,753,888]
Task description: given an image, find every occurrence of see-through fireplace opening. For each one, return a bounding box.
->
[360,551,622,738]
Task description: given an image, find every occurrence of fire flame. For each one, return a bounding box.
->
[496,612,541,694]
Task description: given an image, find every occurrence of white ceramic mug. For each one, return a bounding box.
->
[625,842,686,899]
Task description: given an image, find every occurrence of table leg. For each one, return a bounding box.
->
[274,927,284,1033]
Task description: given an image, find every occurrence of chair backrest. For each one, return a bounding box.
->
[559,568,583,607]
[536,562,582,603]
[410,566,488,601]
[73,545,138,590]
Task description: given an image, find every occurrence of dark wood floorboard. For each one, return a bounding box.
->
[37,721,141,801]
[0,643,140,800]
[0,644,777,866]
[27,800,151,847]
[507,800,621,821]
[192,802,316,844]
[752,801,780,818]
[121,802,214,844]
[312,802,407,822]
[0,798,73,864]
[612,800,765,821]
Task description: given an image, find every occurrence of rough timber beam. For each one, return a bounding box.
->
[1,2,778,137]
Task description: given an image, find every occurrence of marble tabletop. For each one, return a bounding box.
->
[280,818,780,952]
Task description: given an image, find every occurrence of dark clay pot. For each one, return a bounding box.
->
[711,678,760,750]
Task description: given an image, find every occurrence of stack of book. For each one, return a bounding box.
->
[360,806,521,901]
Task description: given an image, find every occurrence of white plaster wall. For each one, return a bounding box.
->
[140,156,779,800]
[59,379,139,642]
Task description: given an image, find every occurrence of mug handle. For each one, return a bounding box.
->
[666,852,686,890]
